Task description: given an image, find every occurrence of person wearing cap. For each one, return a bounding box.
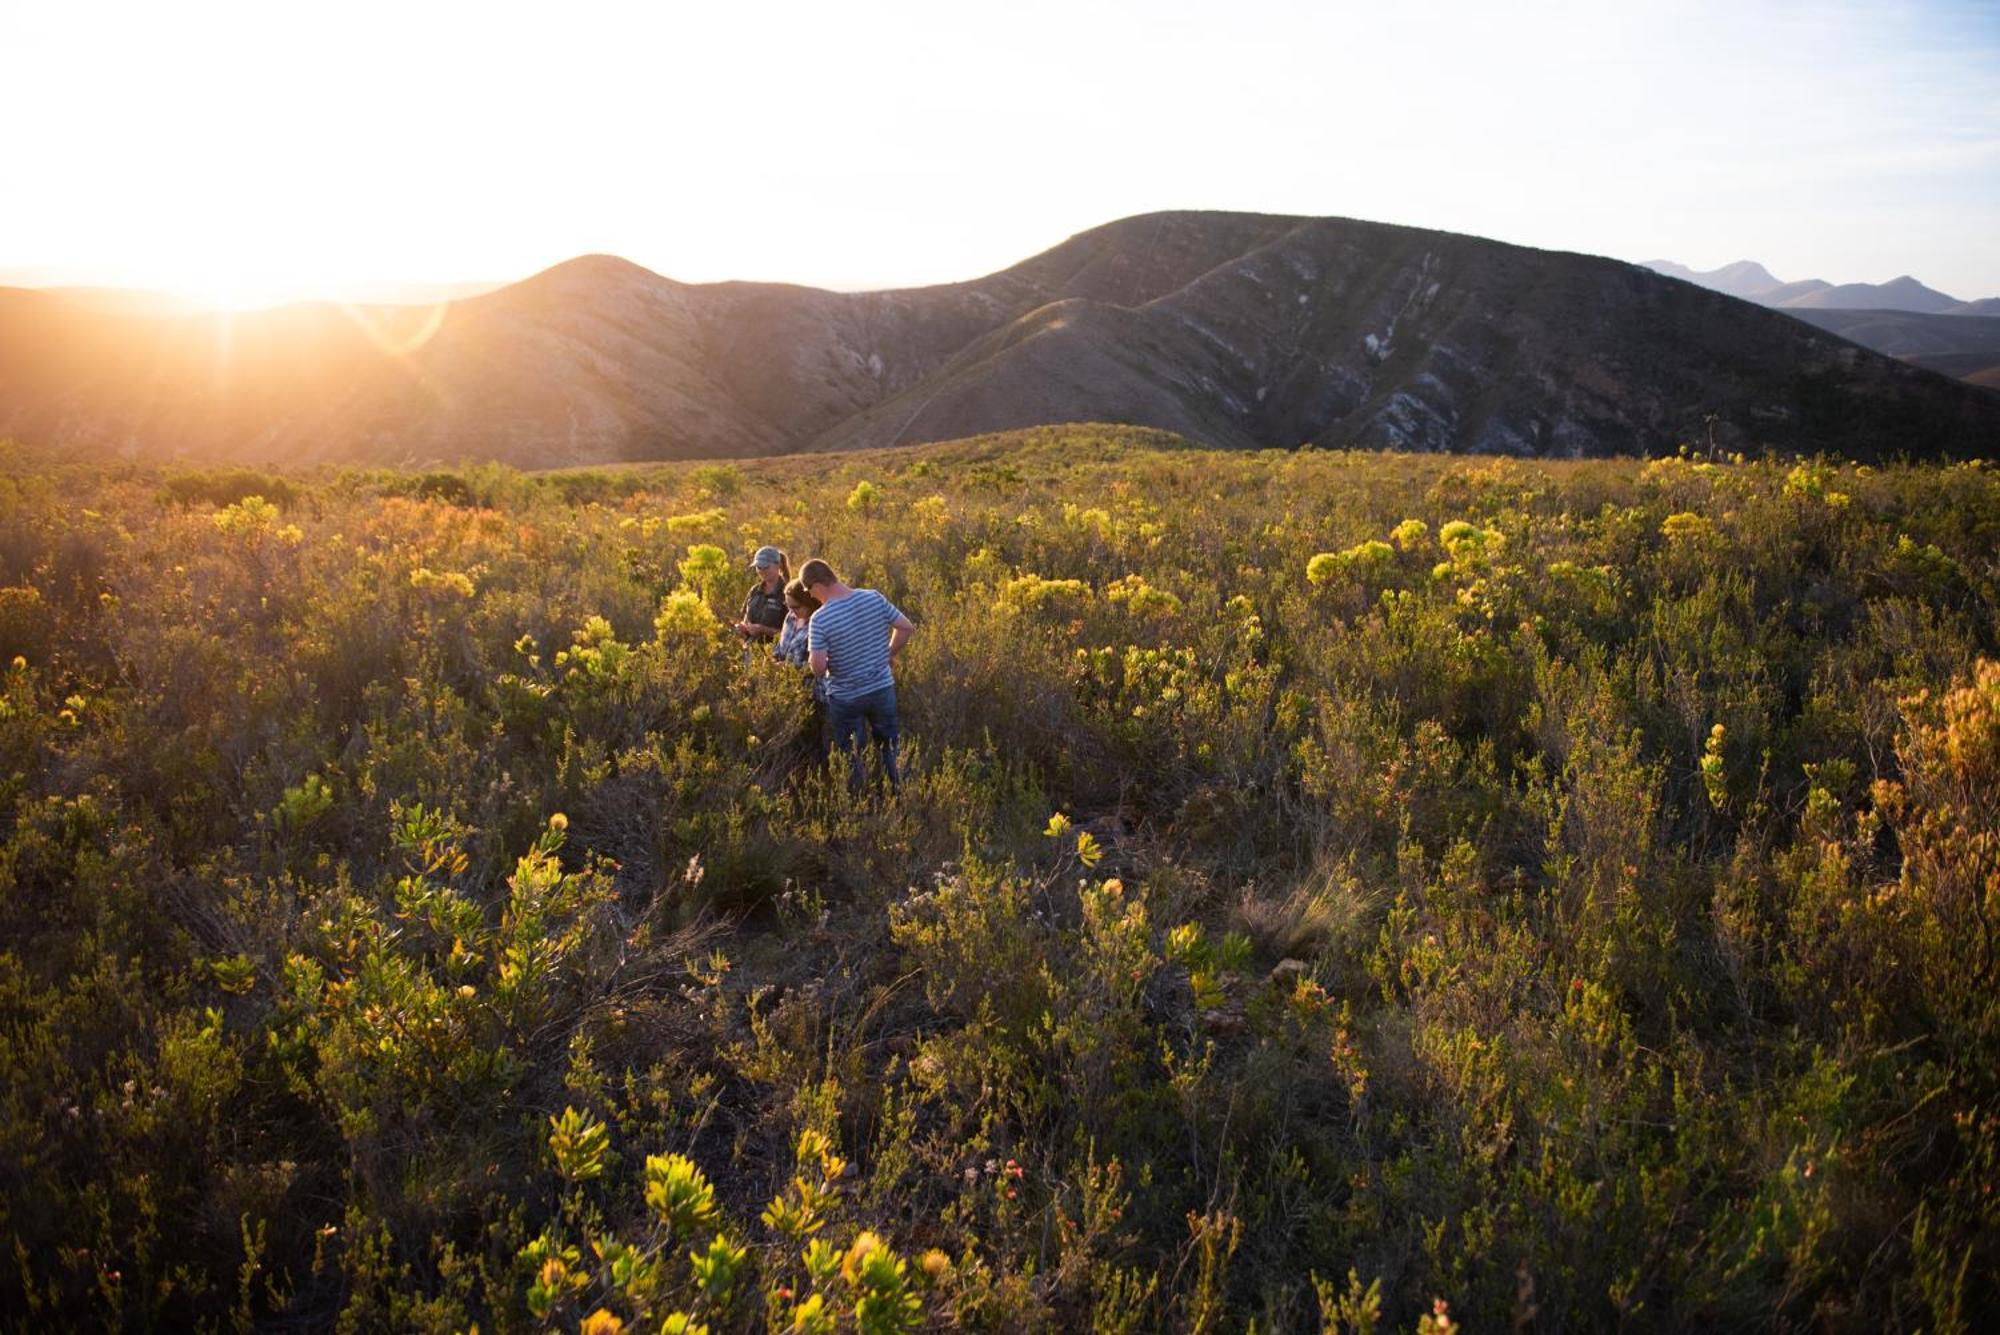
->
[734,546,790,642]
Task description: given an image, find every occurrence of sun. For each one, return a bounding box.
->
[117,246,458,357]
[126,236,362,312]
[163,268,309,313]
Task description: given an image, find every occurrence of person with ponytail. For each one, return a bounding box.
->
[771,577,829,766]
[734,545,790,642]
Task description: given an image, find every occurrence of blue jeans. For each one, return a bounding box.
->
[827,685,900,792]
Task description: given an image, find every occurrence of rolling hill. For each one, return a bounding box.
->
[5,212,1998,465]
[1782,276,1966,314]
[1776,308,2000,388]
[1780,307,2000,359]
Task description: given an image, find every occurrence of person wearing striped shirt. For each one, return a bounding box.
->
[802,557,914,792]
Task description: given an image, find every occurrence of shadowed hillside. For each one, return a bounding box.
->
[1776,307,2000,387]
[5,212,1999,464]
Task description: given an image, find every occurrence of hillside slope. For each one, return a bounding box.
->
[1779,308,2000,359]
[1777,307,2000,386]
[826,218,2000,458]
[5,212,1998,463]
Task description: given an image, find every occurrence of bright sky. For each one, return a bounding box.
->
[2,0,1996,307]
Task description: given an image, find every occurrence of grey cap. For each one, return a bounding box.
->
[752,545,784,570]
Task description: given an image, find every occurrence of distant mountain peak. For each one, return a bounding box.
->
[521,253,671,288]
[1643,258,1784,301]
[1786,275,1962,314]
[1713,260,1781,289]
[553,252,657,274]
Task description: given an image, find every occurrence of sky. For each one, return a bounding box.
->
[1,0,1996,307]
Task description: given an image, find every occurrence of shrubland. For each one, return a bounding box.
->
[1,425,1996,1331]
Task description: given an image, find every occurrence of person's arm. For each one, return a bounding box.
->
[887,612,914,660]
[808,616,829,678]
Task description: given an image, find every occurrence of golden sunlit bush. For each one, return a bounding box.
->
[996,572,1091,616]
[1103,573,1182,618]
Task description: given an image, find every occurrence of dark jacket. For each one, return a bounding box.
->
[742,583,787,634]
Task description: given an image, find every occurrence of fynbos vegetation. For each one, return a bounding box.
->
[1,425,1996,1330]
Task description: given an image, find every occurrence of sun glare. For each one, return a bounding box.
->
[148,261,334,312]
[129,242,435,313]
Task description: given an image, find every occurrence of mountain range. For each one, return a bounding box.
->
[3,212,1997,467]
[1643,258,2000,388]
[1641,259,1999,316]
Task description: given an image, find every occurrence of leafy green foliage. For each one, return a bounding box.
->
[2,430,1998,1329]
[645,1154,720,1236]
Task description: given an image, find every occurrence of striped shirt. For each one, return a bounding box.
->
[807,588,904,702]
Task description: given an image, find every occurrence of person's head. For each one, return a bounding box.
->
[784,578,820,618]
[751,545,788,589]
[799,558,838,596]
